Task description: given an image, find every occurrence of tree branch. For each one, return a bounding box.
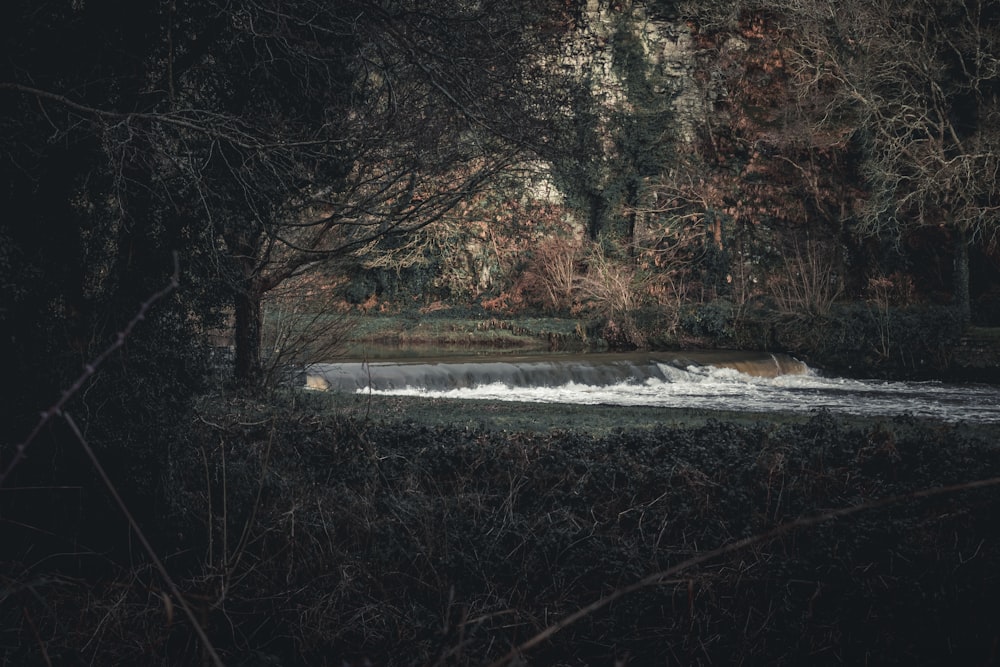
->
[0,254,180,488]
[487,473,1000,667]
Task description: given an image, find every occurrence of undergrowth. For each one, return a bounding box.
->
[3,398,1000,665]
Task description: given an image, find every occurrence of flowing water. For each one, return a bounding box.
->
[305,351,1000,423]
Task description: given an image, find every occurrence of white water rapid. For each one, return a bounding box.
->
[304,352,1000,423]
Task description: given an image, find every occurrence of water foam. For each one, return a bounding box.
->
[308,353,1000,423]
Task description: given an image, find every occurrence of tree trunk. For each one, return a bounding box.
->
[953,225,971,323]
[588,191,605,241]
[624,178,639,252]
[233,284,263,386]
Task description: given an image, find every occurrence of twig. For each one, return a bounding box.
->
[1,253,180,488]
[225,421,275,587]
[1,252,221,663]
[22,606,53,667]
[485,474,1000,667]
[0,82,318,152]
[61,412,224,667]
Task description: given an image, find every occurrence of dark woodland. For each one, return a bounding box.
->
[2,0,1000,664]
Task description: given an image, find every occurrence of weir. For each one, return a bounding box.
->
[302,351,1000,423]
[304,351,808,392]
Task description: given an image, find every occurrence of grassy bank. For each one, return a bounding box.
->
[321,390,832,433]
[288,306,1000,382]
[5,391,1000,665]
[340,313,594,358]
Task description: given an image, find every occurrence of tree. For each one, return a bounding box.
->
[773,0,1000,318]
[200,0,570,383]
[0,0,226,554]
[2,0,569,388]
[0,0,570,532]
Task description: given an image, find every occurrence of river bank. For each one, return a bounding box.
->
[151,397,1000,664]
[313,389,816,433]
[331,308,1000,382]
[5,387,1000,665]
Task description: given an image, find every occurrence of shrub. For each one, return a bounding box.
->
[573,241,656,349]
[973,288,1000,326]
[768,238,843,317]
[575,241,649,317]
[678,299,737,344]
[774,303,965,377]
[260,281,355,385]
[5,399,1000,666]
[519,234,584,313]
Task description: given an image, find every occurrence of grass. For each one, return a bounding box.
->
[966,325,1000,341]
[320,390,822,434]
[11,278,999,665]
[6,388,999,665]
[339,312,595,359]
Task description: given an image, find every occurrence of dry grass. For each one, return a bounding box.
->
[5,396,1000,665]
[519,235,585,313]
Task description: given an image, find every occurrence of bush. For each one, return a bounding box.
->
[9,399,1000,666]
[973,288,1000,326]
[519,235,584,313]
[774,303,965,377]
[678,300,737,344]
[1,290,215,564]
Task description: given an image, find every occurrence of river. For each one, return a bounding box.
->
[304,351,1000,424]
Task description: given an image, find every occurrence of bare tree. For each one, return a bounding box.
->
[2,0,568,385]
[172,0,567,383]
[774,0,1000,318]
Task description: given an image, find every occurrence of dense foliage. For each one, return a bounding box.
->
[0,0,566,565]
[3,1,1000,665]
[4,401,999,665]
[320,0,999,365]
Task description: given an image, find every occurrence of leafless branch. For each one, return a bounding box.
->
[487,472,1000,667]
[1,254,180,488]
[60,412,223,667]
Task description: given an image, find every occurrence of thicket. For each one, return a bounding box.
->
[346,0,999,361]
[668,298,967,378]
[770,304,967,378]
[4,395,999,666]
